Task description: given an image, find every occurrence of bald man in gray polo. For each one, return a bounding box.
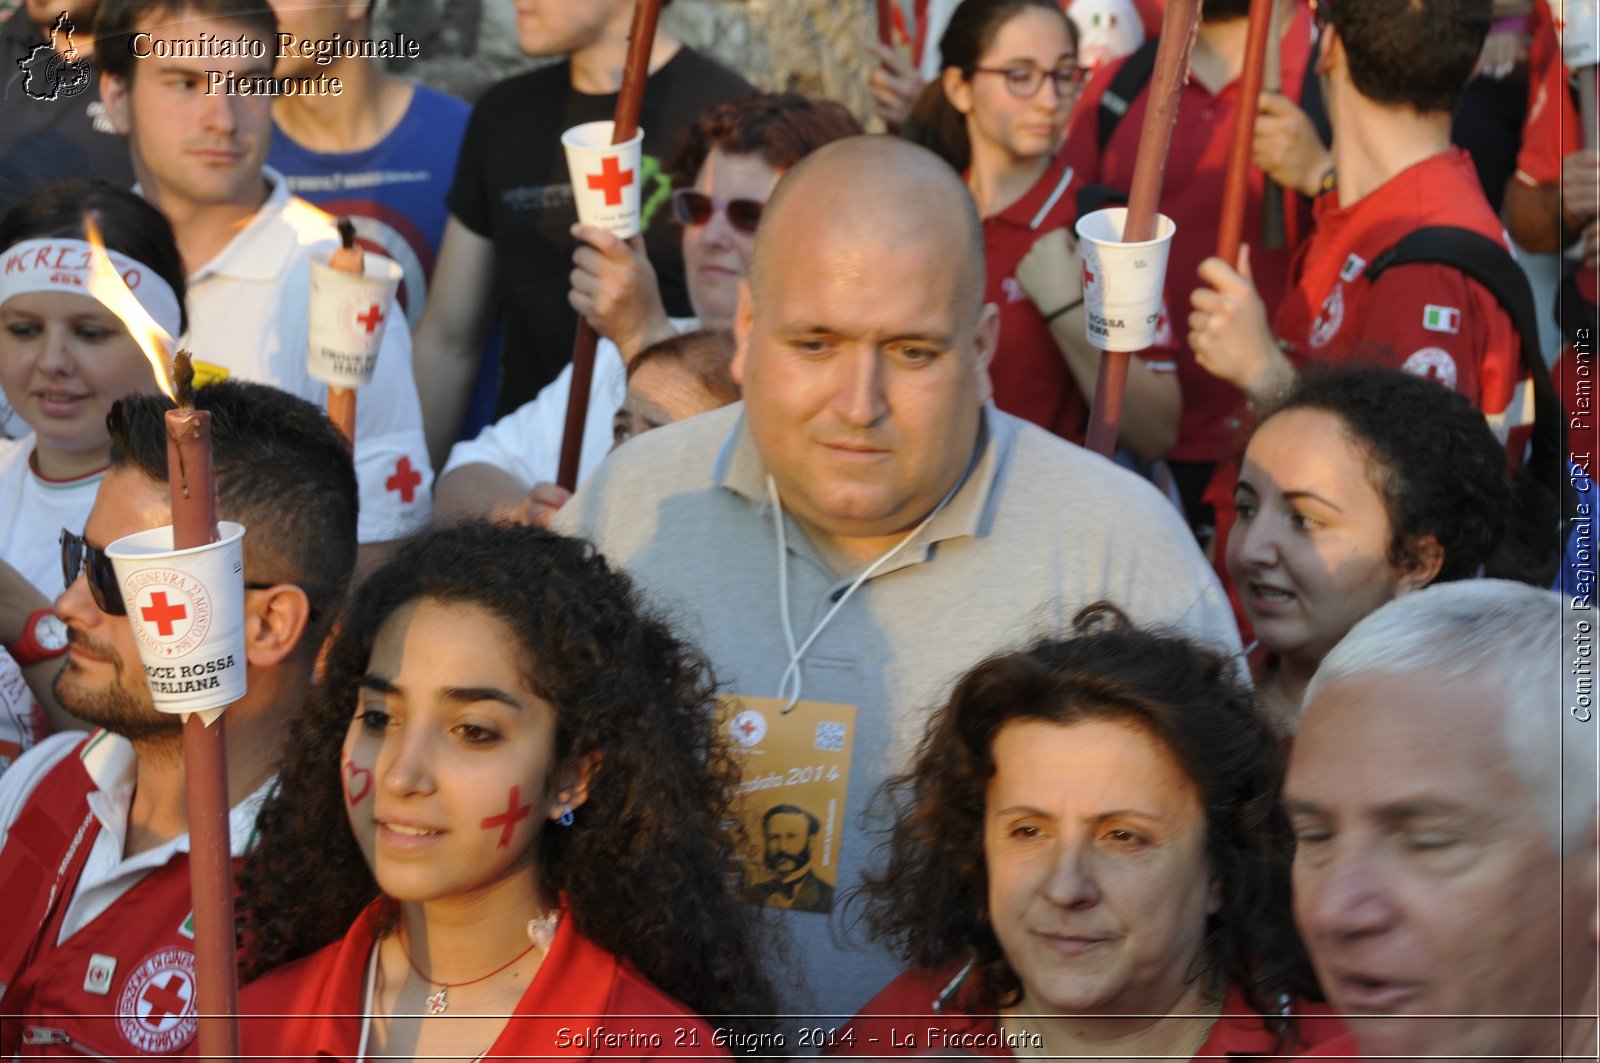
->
[554,135,1242,1027]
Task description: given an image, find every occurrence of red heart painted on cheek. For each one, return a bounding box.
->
[344,758,372,806]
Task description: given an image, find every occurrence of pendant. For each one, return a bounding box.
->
[425,985,448,1015]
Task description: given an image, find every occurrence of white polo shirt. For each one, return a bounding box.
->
[180,168,432,544]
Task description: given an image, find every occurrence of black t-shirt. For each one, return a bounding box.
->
[448,47,753,414]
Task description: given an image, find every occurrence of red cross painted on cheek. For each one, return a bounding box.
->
[342,755,372,806]
[480,785,533,849]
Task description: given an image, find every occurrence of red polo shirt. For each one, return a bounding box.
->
[829,964,1343,1058]
[983,154,1177,444]
[1272,149,1530,461]
[239,901,724,1061]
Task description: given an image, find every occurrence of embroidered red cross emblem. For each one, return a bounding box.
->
[141,592,187,637]
[355,304,384,334]
[586,156,634,207]
[480,785,532,849]
[140,974,189,1025]
[386,457,421,504]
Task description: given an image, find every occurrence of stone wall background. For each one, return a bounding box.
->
[378,0,881,123]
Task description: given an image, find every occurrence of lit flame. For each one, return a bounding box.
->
[82,210,177,401]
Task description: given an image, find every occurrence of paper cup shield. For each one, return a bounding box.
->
[1074,207,1177,353]
[307,252,404,388]
[105,522,248,714]
[562,120,645,238]
[1552,0,1599,67]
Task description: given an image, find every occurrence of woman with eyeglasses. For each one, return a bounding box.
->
[833,605,1335,1059]
[434,94,860,523]
[923,0,1181,460]
[0,181,183,742]
[236,522,778,1060]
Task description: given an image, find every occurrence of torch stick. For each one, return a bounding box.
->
[556,0,662,492]
[1216,0,1276,266]
[876,0,894,45]
[1259,0,1287,249]
[326,219,361,444]
[1084,0,1202,458]
[168,353,238,1063]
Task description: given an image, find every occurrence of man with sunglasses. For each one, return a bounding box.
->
[435,93,861,525]
[0,381,357,1057]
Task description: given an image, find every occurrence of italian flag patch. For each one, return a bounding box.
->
[1423,305,1460,333]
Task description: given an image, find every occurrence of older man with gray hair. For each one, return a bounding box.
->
[1286,579,1597,1063]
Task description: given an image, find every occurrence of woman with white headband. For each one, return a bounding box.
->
[0,180,186,742]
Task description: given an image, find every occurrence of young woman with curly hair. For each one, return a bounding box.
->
[236,522,777,1060]
[833,606,1331,1059]
[1226,364,1511,732]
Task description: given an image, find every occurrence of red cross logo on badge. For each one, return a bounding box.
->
[117,948,198,1053]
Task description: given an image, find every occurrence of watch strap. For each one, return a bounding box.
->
[10,608,67,668]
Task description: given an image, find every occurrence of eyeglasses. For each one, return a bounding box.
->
[671,189,764,235]
[972,64,1087,99]
[61,528,280,617]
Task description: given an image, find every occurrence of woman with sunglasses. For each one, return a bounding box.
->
[435,94,860,522]
[924,0,1180,460]
[0,181,183,740]
[236,522,777,1060]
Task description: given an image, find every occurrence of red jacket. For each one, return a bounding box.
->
[239,900,729,1062]
[0,734,206,1058]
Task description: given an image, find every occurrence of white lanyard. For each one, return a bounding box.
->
[768,473,961,711]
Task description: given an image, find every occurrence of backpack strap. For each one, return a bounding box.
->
[1364,225,1573,572]
[1097,37,1160,151]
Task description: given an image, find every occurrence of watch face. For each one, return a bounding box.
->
[36,614,69,652]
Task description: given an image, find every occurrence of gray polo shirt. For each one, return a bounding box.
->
[555,402,1242,1026]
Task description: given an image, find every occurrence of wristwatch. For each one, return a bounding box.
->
[10,608,68,667]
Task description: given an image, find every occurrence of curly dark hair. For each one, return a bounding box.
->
[1256,364,1509,583]
[238,522,778,1034]
[857,604,1319,1028]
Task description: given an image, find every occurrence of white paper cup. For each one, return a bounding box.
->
[1074,207,1177,352]
[561,120,645,238]
[307,252,403,388]
[105,522,248,715]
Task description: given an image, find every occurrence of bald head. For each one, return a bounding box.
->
[749,135,986,325]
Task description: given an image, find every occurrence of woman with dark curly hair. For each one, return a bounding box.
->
[236,522,776,1060]
[833,606,1329,1059]
[1227,364,1510,731]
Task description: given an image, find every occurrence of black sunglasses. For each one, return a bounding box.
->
[670,188,764,235]
[61,528,286,618]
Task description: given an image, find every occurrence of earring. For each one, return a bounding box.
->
[557,803,574,827]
